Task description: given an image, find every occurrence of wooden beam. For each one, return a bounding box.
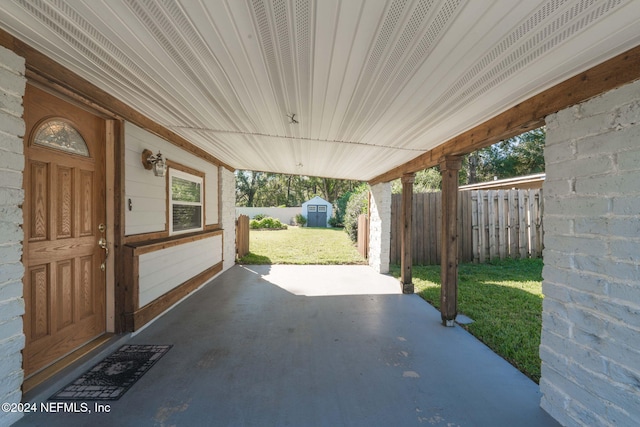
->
[440,157,462,326]
[369,44,640,185]
[400,173,415,294]
[0,28,234,172]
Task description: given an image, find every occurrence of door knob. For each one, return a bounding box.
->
[98,237,109,258]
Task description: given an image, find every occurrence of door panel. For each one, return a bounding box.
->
[23,84,106,376]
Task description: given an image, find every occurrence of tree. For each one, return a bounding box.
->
[391,167,442,193]
[462,127,545,184]
[235,171,267,207]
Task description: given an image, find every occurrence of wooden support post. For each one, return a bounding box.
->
[401,173,415,294]
[439,157,462,326]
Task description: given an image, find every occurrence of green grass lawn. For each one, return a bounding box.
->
[390,258,544,383]
[238,226,366,265]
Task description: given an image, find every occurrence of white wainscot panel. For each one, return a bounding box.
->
[138,234,223,307]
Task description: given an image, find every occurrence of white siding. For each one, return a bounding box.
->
[138,234,223,307]
[540,79,640,427]
[0,45,26,427]
[125,122,219,235]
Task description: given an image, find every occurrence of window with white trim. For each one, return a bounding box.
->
[169,169,203,234]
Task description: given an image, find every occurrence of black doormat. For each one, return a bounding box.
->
[50,344,172,401]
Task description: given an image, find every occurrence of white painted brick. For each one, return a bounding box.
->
[0,317,22,342]
[0,170,22,190]
[542,365,609,425]
[608,361,640,392]
[618,148,640,172]
[0,334,24,360]
[0,45,26,426]
[221,168,236,271]
[578,79,640,117]
[571,327,640,377]
[543,195,611,216]
[569,363,640,421]
[0,298,24,324]
[608,281,640,304]
[573,216,609,236]
[541,311,572,338]
[0,151,23,171]
[546,110,615,145]
[612,195,640,215]
[571,289,640,329]
[604,402,640,427]
[546,154,614,180]
[607,217,640,238]
[577,124,640,157]
[544,137,576,163]
[575,172,640,196]
[0,222,23,246]
[542,281,571,303]
[0,45,25,75]
[613,99,640,128]
[540,381,574,427]
[0,243,22,264]
[542,296,570,321]
[0,68,26,99]
[0,85,24,115]
[0,111,25,137]
[543,79,640,423]
[573,255,639,282]
[543,235,608,257]
[0,281,22,302]
[542,177,574,198]
[368,182,391,274]
[0,188,24,207]
[542,248,575,269]
[0,263,24,285]
[0,133,24,154]
[0,206,22,225]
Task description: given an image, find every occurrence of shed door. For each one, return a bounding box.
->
[307,205,327,227]
[23,85,107,376]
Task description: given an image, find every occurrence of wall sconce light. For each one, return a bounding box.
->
[142,149,167,177]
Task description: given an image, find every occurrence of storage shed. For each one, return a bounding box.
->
[301,196,332,228]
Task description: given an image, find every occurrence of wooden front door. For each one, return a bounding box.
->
[23,85,107,376]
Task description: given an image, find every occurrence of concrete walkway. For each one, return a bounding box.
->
[17,265,559,427]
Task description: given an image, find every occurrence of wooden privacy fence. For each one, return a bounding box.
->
[236,214,250,258]
[390,189,543,265]
[357,214,369,259]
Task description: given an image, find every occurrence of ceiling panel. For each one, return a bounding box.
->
[1,0,639,180]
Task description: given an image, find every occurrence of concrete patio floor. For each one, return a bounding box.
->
[17,265,560,427]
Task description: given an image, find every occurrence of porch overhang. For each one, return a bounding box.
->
[0,0,639,182]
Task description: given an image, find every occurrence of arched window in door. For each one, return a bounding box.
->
[32,119,90,157]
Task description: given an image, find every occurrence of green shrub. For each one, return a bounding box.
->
[294,213,307,227]
[343,185,369,242]
[331,191,352,227]
[250,216,287,230]
[253,213,266,221]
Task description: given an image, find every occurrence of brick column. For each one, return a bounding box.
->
[0,45,27,426]
[368,182,391,274]
[439,157,462,326]
[221,168,237,271]
[540,79,640,427]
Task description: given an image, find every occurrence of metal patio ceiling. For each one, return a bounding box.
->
[1,0,639,180]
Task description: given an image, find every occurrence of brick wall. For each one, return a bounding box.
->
[540,78,640,426]
[368,182,391,274]
[221,168,237,271]
[0,45,26,427]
